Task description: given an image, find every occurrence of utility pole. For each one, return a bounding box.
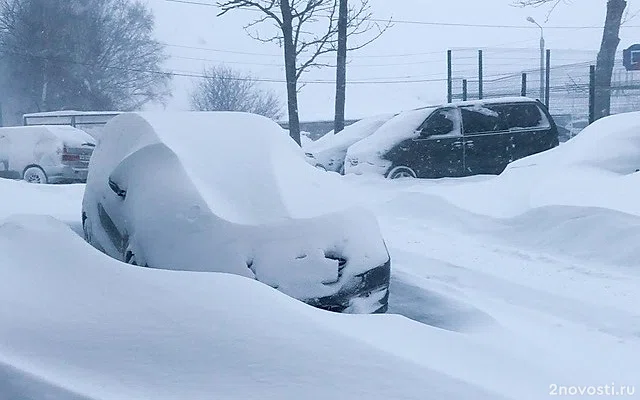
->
[447,50,452,103]
[334,0,348,134]
[527,17,545,103]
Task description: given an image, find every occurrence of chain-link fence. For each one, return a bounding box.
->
[448,47,640,138]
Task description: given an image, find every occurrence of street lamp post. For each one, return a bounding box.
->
[527,17,545,103]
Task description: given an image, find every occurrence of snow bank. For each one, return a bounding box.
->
[506,111,640,175]
[0,179,84,228]
[0,214,502,400]
[345,108,435,175]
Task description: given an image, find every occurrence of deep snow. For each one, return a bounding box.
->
[1,111,640,399]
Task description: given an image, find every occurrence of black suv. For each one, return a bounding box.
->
[345,97,559,179]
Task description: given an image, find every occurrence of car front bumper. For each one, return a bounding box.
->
[303,257,391,314]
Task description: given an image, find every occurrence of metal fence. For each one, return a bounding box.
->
[447,47,640,137]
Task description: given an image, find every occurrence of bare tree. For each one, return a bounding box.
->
[190,65,283,120]
[216,0,386,146]
[515,0,627,120]
[0,0,170,114]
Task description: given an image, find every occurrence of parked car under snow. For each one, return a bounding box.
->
[303,114,394,173]
[82,111,391,314]
[0,125,95,184]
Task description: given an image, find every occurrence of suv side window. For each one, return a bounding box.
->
[460,105,508,135]
[419,108,460,138]
[499,103,550,130]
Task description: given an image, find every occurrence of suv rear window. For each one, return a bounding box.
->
[499,103,550,130]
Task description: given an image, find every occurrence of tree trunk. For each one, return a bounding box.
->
[334,0,348,134]
[594,0,626,120]
[280,0,301,146]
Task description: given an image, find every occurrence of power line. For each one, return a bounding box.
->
[163,0,640,29]
[163,41,449,59]
[0,48,454,85]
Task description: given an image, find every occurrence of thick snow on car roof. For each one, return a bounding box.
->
[98,111,355,224]
[306,113,395,154]
[0,125,95,147]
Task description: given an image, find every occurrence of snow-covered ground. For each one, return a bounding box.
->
[1,112,639,399]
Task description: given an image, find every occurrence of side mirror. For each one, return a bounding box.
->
[108,178,126,199]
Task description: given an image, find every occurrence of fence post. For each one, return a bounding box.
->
[545,49,551,108]
[462,79,468,101]
[589,65,596,124]
[447,50,452,103]
[478,50,484,99]
[521,73,527,97]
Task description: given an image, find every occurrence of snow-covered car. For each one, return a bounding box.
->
[345,97,559,179]
[82,111,391,314]
[0,125,95,184]
[303,114,394,173]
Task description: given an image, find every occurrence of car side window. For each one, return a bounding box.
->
[460,105,508,135]
[419,108,460,138]
[500,103,551,130]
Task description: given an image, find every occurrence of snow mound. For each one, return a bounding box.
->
[0,214,503,400]
[0,179,85,228]
[380,190,640,270]
[506,111,640,175]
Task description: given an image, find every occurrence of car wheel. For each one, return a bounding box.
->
[387,166,417,179]
[125,249,138,266]
[82,211,92,242]
[23,166,48,184]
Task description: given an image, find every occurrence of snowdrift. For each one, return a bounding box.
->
[0,215,503,400]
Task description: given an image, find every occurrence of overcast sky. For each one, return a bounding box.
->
[147,0,640,121]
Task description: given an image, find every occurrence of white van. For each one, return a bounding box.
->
[0,125,96,184]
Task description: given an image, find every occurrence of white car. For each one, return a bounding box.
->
[304,114,394,173]
[82,111,391,313]
[0,125,95,184]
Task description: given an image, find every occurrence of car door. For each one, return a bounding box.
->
[460,104,510,175]
[411,107,464,178]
